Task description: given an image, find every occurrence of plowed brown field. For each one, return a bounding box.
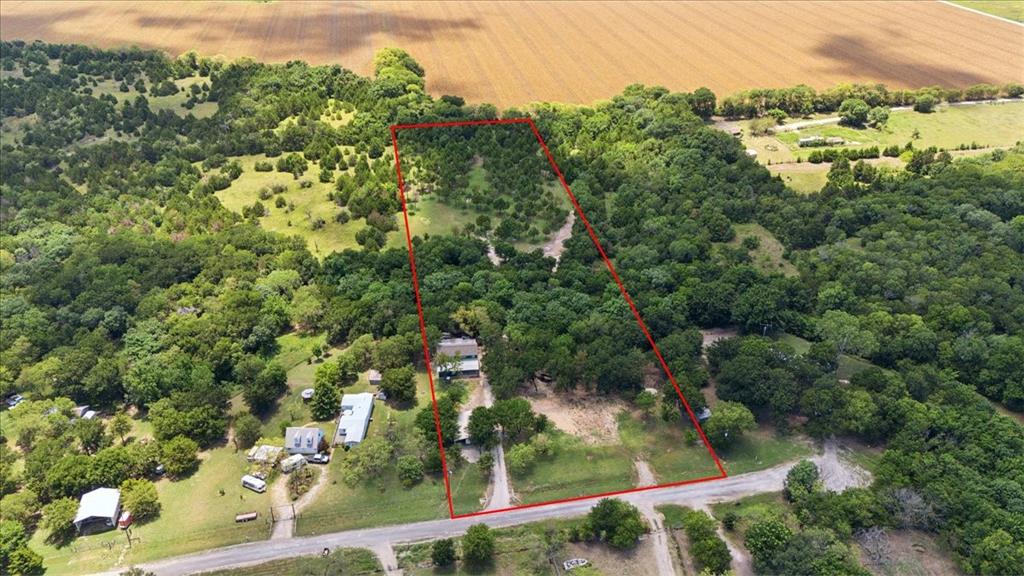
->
[2,1,1021,107]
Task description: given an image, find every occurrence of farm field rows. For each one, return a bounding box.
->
[2,1,1021,107]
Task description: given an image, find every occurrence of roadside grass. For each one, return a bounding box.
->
[198,547,383,575]
[710,491,796,533]
[726,223,798,277]
[714,428,813,476]
[31,445,272,575]
[215,155,368,258]
[449,461,490,516]
[617,413,721,483]
[508,431,636,506]
[949,0,1024,21]
[655,504,692,530]
[295,373,454,534]
[617,412,809,480]
[396,518,586,576]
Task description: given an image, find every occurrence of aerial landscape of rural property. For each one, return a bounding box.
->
[0,1,1022,575]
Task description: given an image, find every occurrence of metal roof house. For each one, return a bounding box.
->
[436,337,481,378]
[74,488,121,534]
[284,427,324,457]
[334,393,374,447]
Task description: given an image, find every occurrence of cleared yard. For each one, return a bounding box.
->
[294,373,460,534]
[506,431,637,507]
[30,445,272,575]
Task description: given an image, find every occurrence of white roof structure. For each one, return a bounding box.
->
[335,393,374,446]
[436,358,480,375]
[74,488,120,526]
[367,369,382,383]
[285,427,323,455]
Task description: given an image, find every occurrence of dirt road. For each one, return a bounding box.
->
[91,456,811,576]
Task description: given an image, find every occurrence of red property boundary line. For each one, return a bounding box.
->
[390,117,727,520]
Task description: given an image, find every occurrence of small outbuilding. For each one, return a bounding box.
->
[74,488,121,535]
[246,444,283,464]
[367,369,382,386]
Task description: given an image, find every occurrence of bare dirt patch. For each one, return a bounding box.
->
[562,539,659,576]
[858,529,963,576]
[522,380,627,445]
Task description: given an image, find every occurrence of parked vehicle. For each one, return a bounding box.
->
[118,511,133,530]
[5,394,24,409]
[241,474,267,493]
[310,453,330,464]
[280,454,307,473]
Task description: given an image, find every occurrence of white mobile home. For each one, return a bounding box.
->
[334,393,374,447]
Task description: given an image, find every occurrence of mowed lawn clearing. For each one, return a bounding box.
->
[295,373,453,534]
[507,431,636,507]
[30,445,271,575]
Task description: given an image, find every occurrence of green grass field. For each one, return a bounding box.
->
[504,431,636,508]
[769,101,1024,162]
[215,155,369,258]
[31,445,272,575]
[725,223,798,276]
[771,169,828,195]
[198,548,382,576]
[950,0,1024,21]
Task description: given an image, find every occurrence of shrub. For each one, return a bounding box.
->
[161,436,199,478]
[431,538,456,567]
[838,98,870,127]
[461,524,496,567]
[913,94,936,113]
[397,455,424,487]
[120,478,160,522]
[254,161,273,172]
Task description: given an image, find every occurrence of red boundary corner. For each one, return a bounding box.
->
[390,118,728,520]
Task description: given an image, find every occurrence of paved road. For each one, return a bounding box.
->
[93,457,807,576]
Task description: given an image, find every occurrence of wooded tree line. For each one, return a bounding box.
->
[718,81,1024,119]
[1,39,1022,574]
